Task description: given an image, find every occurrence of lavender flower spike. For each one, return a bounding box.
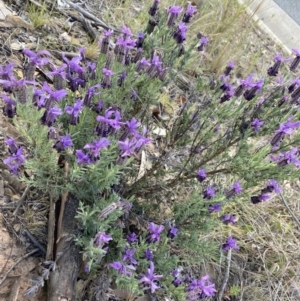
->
[101,68,114,88]
[182,3,197,23]
[109,261,136,276]
[290,48,300,72]
[94,232,112,248]
[251,118,264,132]
[149,0,160,17]
[167,5,183,27]
[267,53,291,77]
[222,236,239,251]
[197,36,208,51]
[224,61,235,76]
[196,168,206,182]
[147,222,164,243]
[23,49,51,81]
[139,262,163,293]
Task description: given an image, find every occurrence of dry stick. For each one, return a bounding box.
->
[0,248,39,287]
[64,0,119,32]
[23,229,46,254]
[13,185,31,216]
[46,192,56,260]
[218,248,232,301]
[279,192,300,230]
[8,278,21,301]
[56,162,69,243]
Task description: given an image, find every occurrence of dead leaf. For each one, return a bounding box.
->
[0,0,13,21]
[60,32,81,45]
[5,14,33,30]
[10,41,26,51]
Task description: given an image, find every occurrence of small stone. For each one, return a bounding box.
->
[13,224,21,233]
[4,187,13,197]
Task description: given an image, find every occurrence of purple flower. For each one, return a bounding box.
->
[267,53,291,77]
[244,78,264,101]
[60,134,73,148]
[41,106,63,126]
[187,275,216,298]
[173,22,189,44]
[220,214,236,225]
[290,48,300,72]
[3,147,26,175]
[118,138,138,157]
[75,149,91,165]
[122,25,133,38]
[224,61,235,76]
[102,68,114,88]
[54,134,73,152]
[167,226,178,239]
[65,99,84,125]
[97,108,124,131]
[182,4,197,23]
[234,74,255,97]
[251,118,264,132]
[147,222,164,243]
[222,236,239,251]
[203,186,215,200]
[149,0,160,16]
[225,180,242,199]
[84,138,110,161]
[266,179,281,194]
[144,249,154,261]
[208,203,222,213]
[94,232,112,248]
[146,55,162,77]
[62,54,84,74]
[4,137,18,154]
[168,5,183,16]
[251,193,271,204]
[123,246,138,265]
[167,5,183,27]
[2,94,16,118]
[126,118,141,134]
[109,261,136,276]
[288,78,300,93]
[197,169,207,182]
[0,62,14,81]
[139,262,163,293]
[134,127,151,149]
[126,232,138,244]
[23,49,51,66]
[135,57,151,72]
[83,84,101,107]
[197,36,208,51]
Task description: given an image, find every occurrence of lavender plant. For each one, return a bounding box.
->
[2,1,300,300]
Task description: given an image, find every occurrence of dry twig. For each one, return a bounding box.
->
[13,185,30,216]
[218,248,232,301]
[279,192,300,230]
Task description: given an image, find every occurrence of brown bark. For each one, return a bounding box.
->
[47,194,81,301]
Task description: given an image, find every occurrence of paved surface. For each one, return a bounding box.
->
[238,0,300,54]
[273,0,300,25]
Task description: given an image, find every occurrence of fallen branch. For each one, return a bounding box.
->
[46,192,56,260]
[218,248,232,301]
[64,0,119,32]
[0,248,39,287]
[13,184,30,216]
[279,191,300,230]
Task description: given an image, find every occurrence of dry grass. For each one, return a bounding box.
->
[27,3,49,29]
